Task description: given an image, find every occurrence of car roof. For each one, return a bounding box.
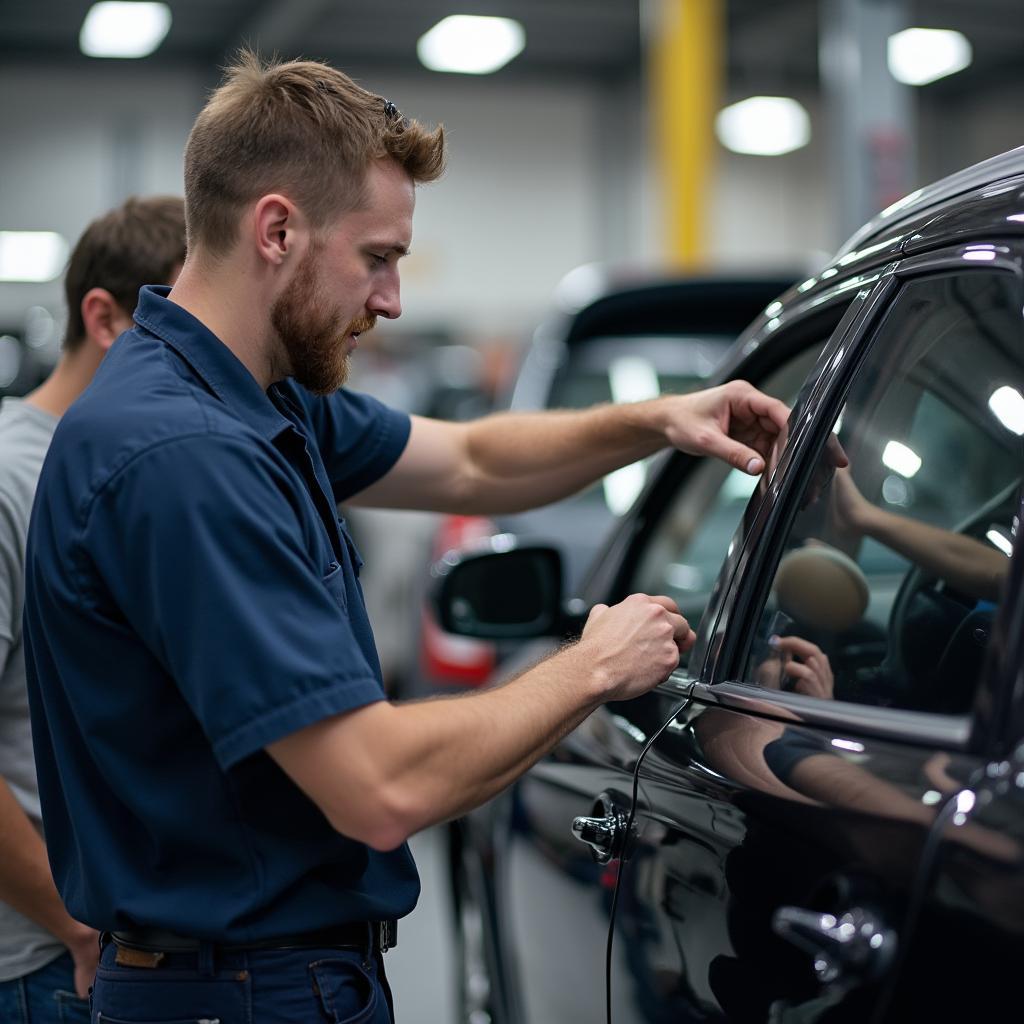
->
[838,143,1024,258]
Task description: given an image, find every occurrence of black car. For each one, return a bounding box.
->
[435,144,1024,1023]
[417,270,795,691]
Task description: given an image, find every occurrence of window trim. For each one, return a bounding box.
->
[710,246,1024,751]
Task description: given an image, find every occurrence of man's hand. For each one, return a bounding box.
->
[775,636,834,700]
[660,380,791,476]
[62,922,99,998]
[830,466,875,537]
[578,594,696,701]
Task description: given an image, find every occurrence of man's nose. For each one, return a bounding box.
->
[369,275,402,320]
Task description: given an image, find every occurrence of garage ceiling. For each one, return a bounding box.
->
[2,0,1022,98]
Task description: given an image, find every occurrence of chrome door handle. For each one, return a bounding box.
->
[571,793,629,863]
[772,905,897,984]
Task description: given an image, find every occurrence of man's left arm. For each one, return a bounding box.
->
[350,380,790,514]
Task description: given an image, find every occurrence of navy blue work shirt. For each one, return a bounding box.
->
[23,285,418,940]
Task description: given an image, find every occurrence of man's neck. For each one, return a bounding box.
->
[25,350,99,419]
[168,256,278,391]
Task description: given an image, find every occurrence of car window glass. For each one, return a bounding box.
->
[743,271,1023,715]
[631,341,826,646]
[550,335,731,515]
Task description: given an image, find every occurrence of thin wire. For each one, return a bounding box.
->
[605,691,694,1024]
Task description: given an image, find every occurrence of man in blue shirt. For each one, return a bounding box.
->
[24,52,789,1022]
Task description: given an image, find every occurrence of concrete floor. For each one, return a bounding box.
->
[387,827,457,1022]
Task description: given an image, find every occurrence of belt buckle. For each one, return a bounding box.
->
[377,919,397,953]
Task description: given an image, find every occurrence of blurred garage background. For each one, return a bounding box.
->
[1,1,1022,1019]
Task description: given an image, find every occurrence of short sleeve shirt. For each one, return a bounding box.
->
[23,285,418,940]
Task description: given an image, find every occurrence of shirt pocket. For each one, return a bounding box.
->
[321,560,349,611]
[337,517,364,577]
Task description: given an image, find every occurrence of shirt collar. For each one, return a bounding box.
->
[133,285,293,441]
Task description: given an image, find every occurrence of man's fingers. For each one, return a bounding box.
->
[701,432,768,476]
[587,603,609,624]
[773,635,821,660]
[648,594,681,614]
[741,386,791,434]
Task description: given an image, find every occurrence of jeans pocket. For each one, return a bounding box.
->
[54,989,91,1024]
[309,956,379,1024]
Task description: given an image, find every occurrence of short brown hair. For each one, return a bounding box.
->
[63,195,186,351]
[184,50,446,257]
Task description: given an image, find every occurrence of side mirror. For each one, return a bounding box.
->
[431,536,585,639]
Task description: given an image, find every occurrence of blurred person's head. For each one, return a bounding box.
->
[180,51,445,394]
[63,194,186,355]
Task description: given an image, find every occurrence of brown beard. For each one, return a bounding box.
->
[271,244,370,395]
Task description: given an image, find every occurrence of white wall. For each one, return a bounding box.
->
[0,59,1021,350]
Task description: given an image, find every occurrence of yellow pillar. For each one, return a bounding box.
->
[648,0,722,269]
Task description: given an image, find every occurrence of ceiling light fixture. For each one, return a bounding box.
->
[0,232,69,283]
[882,440,922,479]
[417,15,525,75]
[887,28,972,86]
[80,1,172,59]
[715,97,810,157]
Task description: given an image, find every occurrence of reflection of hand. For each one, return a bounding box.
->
[830,466,875,537]
[776,636,834,699]
[581,594,696,701]
[661,381,791,476]
[757,635,834,699]
[800,435,850,510]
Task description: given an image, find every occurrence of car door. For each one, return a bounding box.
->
[605,248,1024,1022]
[493,293,860,1024]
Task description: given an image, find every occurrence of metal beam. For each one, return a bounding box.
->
[646,0,723,268]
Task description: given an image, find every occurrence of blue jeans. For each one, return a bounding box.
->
[92,937,395,1023]
[0,951,91,1023]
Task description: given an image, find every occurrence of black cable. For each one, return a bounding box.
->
[604,689,695,1024]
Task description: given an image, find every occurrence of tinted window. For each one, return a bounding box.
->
[631,340,827,645]
[743,271,1023,715]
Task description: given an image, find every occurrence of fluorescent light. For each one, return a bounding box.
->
[609,357,660,405]
[0,232,69,282]
[882,440,921,478]
[603,356,662,515]
[603,464,646,516]
[989,386,1024,436]
[715,96,810,156]
[417,15,525,75]
[80,2,171,59]
[887,28,972,86]
[986,529,1014,557]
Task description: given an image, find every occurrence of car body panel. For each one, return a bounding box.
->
[447,151,1024,1024]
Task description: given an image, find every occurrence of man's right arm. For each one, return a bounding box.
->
[0,768,97,994]
[268,594,695,851]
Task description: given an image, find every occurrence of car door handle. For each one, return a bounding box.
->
[771,905,897,984]
[571,793,630,863]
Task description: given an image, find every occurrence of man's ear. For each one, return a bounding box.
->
[253,194,306,267]
[80,288,132,352]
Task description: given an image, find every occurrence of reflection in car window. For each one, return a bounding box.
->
[631,342,826,653]
[744,271,1023,715]
[549,335,731,515]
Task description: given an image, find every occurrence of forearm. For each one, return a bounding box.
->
[862,506,1006,601]
[271,642,607,850]
[457,404,664,514]
[0,777,88,946]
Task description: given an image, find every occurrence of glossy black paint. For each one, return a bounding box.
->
[447,146,1024,1024]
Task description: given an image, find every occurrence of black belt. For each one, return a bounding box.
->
[111,920,398,956]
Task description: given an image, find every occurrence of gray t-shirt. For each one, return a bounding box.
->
[0,396,63,981]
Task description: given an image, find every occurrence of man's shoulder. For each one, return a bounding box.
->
[0,402,54,523]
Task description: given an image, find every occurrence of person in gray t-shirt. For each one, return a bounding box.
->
[0,197,184,1022]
